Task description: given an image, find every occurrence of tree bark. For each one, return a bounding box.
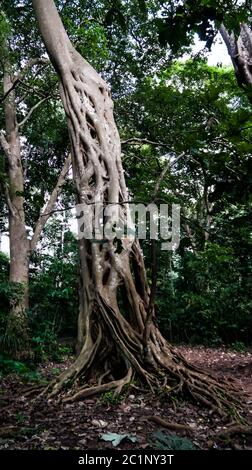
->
[0,53,71,357]
[32,0,243,417]
[2,58,31,356]
[220,23,252,103]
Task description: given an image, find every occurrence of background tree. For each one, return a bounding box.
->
[0,3,75,357]
[150,0,252,101]
[119,59,252,345]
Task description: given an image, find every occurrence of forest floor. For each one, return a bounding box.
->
[0,346,252,450]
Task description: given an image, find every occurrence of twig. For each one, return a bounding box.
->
[0,130,10,159]
[18,96,50,128]
[30,154,71,251]
[0,58,49,104]
[121,137,172,150]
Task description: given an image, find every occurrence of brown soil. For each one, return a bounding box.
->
[0,346,251,450]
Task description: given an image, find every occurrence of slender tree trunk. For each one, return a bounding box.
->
[32,0,242,416]
[3,61,31,356]
[1,54,71,357]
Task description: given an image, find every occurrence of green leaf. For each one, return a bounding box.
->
[101,432,138,447]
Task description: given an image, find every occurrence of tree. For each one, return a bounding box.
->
[118,58,252,345]
[219,23,252,102]
[29,0,243,415]
[0,7,71,357]
[150,1,252,102]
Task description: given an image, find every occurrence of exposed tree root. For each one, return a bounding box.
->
[22,385,45,398]
[0,426,19,438]
[148,416,194,433]
[38,301,246,422]
[63,368,132,403]
[217,425,252,438]
[36,253,246,419]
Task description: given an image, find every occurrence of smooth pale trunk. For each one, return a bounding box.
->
[3,64,30,354]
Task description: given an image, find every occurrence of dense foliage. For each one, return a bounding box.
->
[118,60,252,346]
[0,0,251,373]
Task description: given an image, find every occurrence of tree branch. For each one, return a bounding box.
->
[152,152,185,200]
[0,58,49,104]
[219,24,237,58]
[121,137,172,149]
[3,183,16,219]
[15,58,49,82]
[30,154,71,251]
[0,130,11,162]
[18,80,53,100]
[18,96,50,129]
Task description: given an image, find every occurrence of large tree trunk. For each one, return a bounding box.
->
[32,0,242,416]
[3,61,31,357]
[220,23,252,103]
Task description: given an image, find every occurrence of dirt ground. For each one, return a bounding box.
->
[0,346,251,450]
